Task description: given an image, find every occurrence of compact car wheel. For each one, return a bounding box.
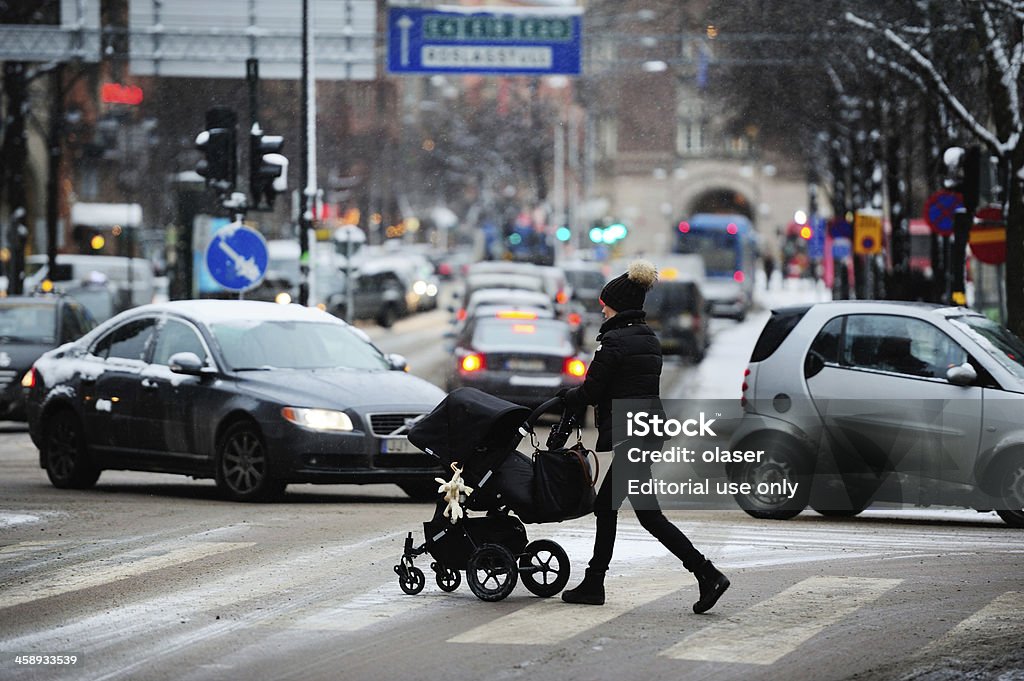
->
[43,409,101,490]
[466,544,519,601]
[996,459,1024,528]
[519,539,571,597]
[215,421,285,502]
[732,444,810,520]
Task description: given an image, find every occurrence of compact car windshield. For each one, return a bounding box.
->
[951,315,1024,380]
[212,320,389,370]
[0,304,55,343]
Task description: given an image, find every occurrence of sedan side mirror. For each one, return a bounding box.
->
[386,353,409,372]
[169,351,212,376]
[946,362,977,386]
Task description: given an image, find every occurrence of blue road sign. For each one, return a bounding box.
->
[386,6,582,75]
[808,216,826,259]
[205,222,269,292]
[832,237,852,260]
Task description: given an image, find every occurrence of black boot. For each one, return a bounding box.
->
[561,569,605,605]
[693,560,729,614]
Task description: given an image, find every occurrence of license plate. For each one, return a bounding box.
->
[381,437,417,454]
[506,359,545,371]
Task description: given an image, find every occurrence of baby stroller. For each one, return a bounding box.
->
[394,387,593,602]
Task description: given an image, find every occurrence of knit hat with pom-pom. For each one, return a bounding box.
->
[600,260,658,312]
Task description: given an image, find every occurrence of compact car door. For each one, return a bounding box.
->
[805,314,982,493]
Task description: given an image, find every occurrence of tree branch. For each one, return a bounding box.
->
[844,10,1006,153]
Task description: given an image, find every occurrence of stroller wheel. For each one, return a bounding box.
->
[434,565,462,592]
[466,544,519,602]
[398,565,426,595]
[519,539,571,597]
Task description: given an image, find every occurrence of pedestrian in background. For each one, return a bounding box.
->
[558,259,730,612]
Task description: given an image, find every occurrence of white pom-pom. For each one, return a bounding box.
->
[627,260,658,289]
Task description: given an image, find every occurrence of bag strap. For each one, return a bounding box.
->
[569,443,600,487]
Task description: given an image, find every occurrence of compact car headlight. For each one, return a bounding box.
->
[281,407,354,431]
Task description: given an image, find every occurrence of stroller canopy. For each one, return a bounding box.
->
[409,387,532,475]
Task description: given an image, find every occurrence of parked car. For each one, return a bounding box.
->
[729,300,1024,527]
[0,295,95,421]
[446,311,586,409]
[24,300,446,501]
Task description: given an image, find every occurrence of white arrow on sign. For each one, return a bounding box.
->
[398,15,413,66]
[217,236,260,282]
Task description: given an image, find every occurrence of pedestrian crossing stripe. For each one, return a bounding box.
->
[919,590,1024,655]
[0,542,254,610]
[448,574,684,645]
[659,576,902,665]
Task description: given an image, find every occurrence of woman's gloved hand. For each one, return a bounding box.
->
[545,405,578,450]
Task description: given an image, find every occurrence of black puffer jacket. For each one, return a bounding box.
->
[563,310,662,451]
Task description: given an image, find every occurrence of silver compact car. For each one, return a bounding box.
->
[729,301,1024,527]
[24,300,446,501]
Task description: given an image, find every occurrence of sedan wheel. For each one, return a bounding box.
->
[44,409,101,490]
[996,460,1024,528]
[216,422,285,502]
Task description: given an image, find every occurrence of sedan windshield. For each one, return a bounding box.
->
[950,315,1024,380]
[212,320,389,371]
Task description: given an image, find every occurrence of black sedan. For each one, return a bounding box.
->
[24,300,446,501]
[446,311,586,409]
[1,294,95,421]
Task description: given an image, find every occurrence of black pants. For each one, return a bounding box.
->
[587,456,706,573]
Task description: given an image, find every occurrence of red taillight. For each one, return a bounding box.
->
[564,358,586,377]
[438,263,452,276]
[461,353,485,372]
[456,308,467,321]
[556,290,569,305]
[734,271,745,283]
[567,312,582,327]
[740,368,751,406]
[20,368,36,389]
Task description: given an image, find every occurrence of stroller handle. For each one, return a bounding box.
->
[518,396,566,439]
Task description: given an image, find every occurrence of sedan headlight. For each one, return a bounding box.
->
[281,407,354,431]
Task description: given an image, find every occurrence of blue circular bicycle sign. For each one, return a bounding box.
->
[205,222,269,292]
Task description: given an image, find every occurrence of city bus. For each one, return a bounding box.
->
[672,213,758,320]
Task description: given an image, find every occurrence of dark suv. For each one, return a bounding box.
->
[1,295,95,420]
[644,280,711,361]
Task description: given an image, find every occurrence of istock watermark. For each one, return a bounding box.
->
[610,398,995,513]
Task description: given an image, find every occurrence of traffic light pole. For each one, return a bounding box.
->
[950,146,980,307]
[298,0,317,307]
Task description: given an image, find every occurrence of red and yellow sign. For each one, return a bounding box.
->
[970,206,1006,264]
[853,211,883,255]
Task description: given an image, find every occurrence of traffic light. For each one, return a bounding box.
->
[195,106,237,193]
[249,122,288,210]
[589,221,629,245]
